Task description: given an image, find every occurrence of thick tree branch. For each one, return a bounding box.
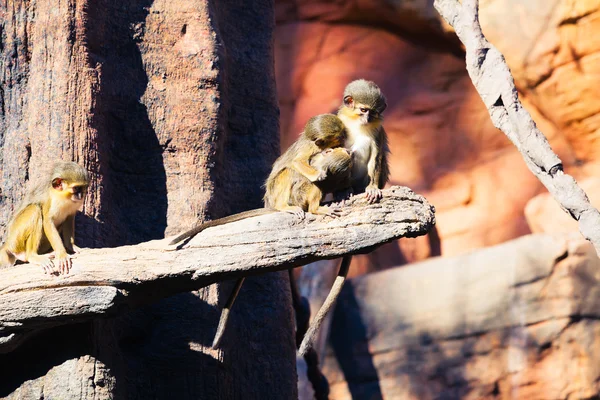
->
[434,0,600,254]
[0,186,434,353]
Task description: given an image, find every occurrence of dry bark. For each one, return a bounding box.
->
[433,0,600,255]
[0,186,434,354]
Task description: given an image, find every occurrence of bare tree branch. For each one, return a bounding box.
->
[0,186,434,353]
[434,0,600,255]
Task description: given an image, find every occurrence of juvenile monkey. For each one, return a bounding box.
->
[298,80,391,356]
[0,162,89,275]
[168,116,352,350]
[337,79,390,203]
[212,146,353,348]
[169,113,347,245]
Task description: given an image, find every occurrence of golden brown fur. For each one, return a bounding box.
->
[0,161,89,275]
[298,80,392,356]
[170,114,348,246]
[211,147,353,349]
[337,79,390,203]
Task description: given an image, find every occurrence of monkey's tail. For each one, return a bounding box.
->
[212,277,246,349]
[298,254,352,357]
[169,208,273,246]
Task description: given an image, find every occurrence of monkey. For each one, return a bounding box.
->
[337,79,390,204]
[297,79,391,356]
[168,113,347,246]
[211,146,353,349]
[0,161,89,275]
[166,114,352,350]
[281,113,348,184]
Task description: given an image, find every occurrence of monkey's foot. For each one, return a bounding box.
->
[333,188,354,206]
[283,206,306,221]
[318,206,344,218]
[365,186,383,204]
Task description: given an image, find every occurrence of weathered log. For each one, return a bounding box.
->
[0,185,434,353]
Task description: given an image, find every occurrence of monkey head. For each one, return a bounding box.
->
[340,79,387,126]
[303,114,347,149]
[50,162,89,203]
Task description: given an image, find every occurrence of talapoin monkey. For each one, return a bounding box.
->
[211,146,353,349]
[168,115,351,349]
[0,161,89,275]
[169,113,347,246]
[297,79,391,356]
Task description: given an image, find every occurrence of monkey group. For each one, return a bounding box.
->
[0,79,389,358]
[169,79,390,354]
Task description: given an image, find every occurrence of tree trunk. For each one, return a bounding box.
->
[0,0,298,399]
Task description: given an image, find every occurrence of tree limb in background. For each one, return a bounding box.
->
[0,185,435,353]
[434,0,600,254]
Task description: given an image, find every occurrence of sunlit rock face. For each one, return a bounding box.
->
[275,0,600,270]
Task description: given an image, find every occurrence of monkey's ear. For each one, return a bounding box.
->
[315,138,325,147]
[344,96,354,107]
[380,102,387,113]
[52,178,63,190]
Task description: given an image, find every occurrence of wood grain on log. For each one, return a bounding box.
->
[0,186,434,353]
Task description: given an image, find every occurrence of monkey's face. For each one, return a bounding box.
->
[52,178,88,203]
[343,95,386,126]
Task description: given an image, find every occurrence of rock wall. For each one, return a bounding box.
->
[323,234,600,399]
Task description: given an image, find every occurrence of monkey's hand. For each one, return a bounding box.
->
[29,254,58,275]
[283,206,306,221]
[365,185,383,204]
[54,252,73,275]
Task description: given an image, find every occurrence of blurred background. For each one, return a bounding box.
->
[277,0,600,399]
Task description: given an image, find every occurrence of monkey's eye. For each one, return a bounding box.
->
[360,107,368,113]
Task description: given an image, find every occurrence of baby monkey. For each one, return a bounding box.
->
[0,161,89,275]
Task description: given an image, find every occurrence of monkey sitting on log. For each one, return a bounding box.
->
[297,79,391,356]
[0,161,89,275]
[168,114,352,349]
[169,113,348,246]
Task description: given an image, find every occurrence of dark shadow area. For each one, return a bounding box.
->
[83,0,167,247]
[0,322,94,396]
[95,292,227,400]
[330,281,384,400]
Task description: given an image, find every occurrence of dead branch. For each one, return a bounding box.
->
[0,185,434,353]
[434,0,600,255]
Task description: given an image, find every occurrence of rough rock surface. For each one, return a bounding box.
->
[0,1,297,399]
[322,233,600,399]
